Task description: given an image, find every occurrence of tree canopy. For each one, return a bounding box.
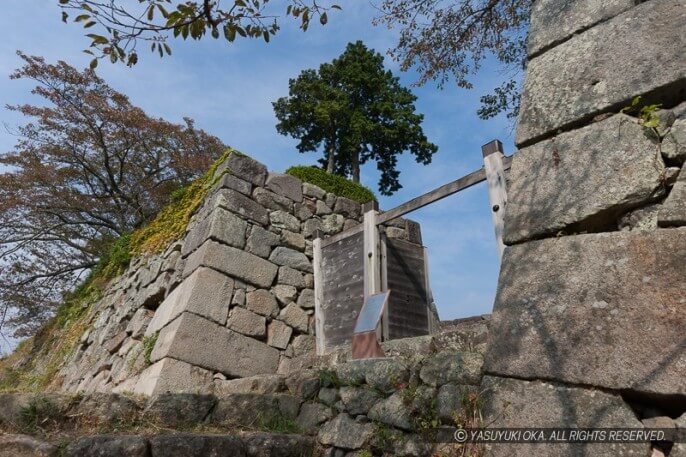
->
[0,53,225,337]
[59,1,530,119]
[273,41,438,195]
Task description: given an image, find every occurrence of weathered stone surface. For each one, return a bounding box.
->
[209,188,269,226]
[104,331,127,354]
[436,384,477,422]
[277,266,306,288]
[662,116,686,165]
[315,200,332,215]
[333,197,361,219]
[303,182,326,199]
[73,393,141,425]
[618,204,660,232]
[0,434,57,457]
[65,436,149,457]
[149,434,246,457]
[246,289,279,317]
[246,225,280,259]
[243,432,314,457]
[364,359,410,392]
[318,387,340,406]
[273,284,298,305]
[297,402,333,434]
[266,172,303,202]
[182,207,247,256]
[269,247,313,272]
[270,210,300,232]
[146,267,233,335]
[280,230,306,251]
[296,289,315,309]
[318,413,375,450]
[220,152,268,187]
[505,114,665,243]
[268,320,293,349]
[151,312,279,377]
[527,0,633,57]
[482,375,650,457]
[134,357,213,396]
[659,167,686,226]
[339,386,382,416]
[212,393,298,426]
[485,229,686,396]
[302,218,323,238]
[368,392,414,431]
[215,172,252,195]
[252,187,292,212]
[435,315,491,354]
[322,214,345,234]
[183,240,278,288]
[144,393,216,426]
[285,370,320,400]
[213,374,285,395]
[227,307,266,337]
[516,0,686,146]
[419,352,483,387]
[279,303,309,332]
[126,308,153,339]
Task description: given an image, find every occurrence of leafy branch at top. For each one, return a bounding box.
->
[58,0,341,68]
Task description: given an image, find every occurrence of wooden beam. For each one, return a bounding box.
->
[376,167,487,225]
[483,140,509,260]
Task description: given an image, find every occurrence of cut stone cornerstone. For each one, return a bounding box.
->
[485,229,686,396]
[151,312,280,378]
[516,0,686,146]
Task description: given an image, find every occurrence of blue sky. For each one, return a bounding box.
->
[0,1,517,352]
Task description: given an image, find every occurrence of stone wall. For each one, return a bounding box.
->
[57,152,425,397]
[482,0,686,455]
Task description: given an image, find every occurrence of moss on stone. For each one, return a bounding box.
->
[285,166,376,204]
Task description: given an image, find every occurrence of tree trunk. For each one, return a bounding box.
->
[352,151,360,183]
[326,143,335,174]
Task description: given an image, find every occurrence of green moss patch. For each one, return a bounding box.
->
[286,166,375,204]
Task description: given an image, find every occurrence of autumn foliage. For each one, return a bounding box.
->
[0,53,225,337]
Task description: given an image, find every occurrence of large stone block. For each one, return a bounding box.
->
[218,152,268,187]
[150,312,280,377]
[183,240,277,288]
[505,114,665,243]
[208,188,269,226]
[485,229,686,396]
[659,167,686,226]
[265,172,303,202]
[181,207,247,256]
[0,434,57,457]
[146,267,233,336]
[516,0,686,146]
[481,375,650,457]
[149,435,246,457]
[269,247,313,272]
[133,357,213,396]
[527,0,634,57]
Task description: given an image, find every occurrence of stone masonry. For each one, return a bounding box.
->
[56,152,423,397]
[483,1,686,456]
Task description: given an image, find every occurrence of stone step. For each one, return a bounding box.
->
[0,432,314,457]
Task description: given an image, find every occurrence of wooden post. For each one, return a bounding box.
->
[313,231,326,355]
[362,201,381,300]
[482,140,508,260]
[379,233,389,340]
